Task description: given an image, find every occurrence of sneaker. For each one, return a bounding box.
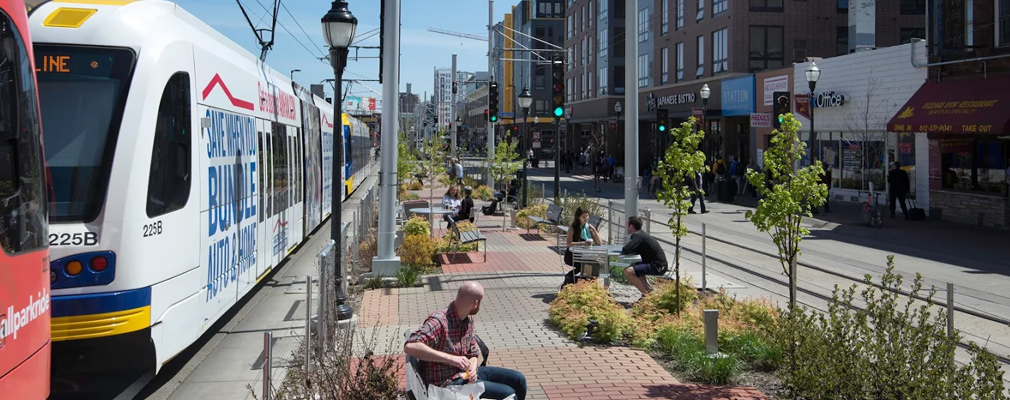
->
[688,209,697,214]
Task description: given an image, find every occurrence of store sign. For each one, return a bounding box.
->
[722,76,755,116]
[813,91,847,108]
[763,75,789,106]
[750,113,771,128]
[657,92,697,106]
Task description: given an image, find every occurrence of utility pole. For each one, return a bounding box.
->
[486,0,495,187]
[451,53,458,158]
[374,0,401,276]
[624,0,639,220]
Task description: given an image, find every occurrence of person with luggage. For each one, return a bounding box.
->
[405,281,528,399]
[621,217,669,296]
[888,162,910,219]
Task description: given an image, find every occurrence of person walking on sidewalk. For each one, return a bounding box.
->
[405,281,528,400]
[621,217,669,296]
[729,156,743,195]
[887,161,910,219]
[687,171,708,214]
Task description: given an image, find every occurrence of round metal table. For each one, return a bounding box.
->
[569,245,642,288]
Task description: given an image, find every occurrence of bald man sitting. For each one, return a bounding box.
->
[405,281,527,400]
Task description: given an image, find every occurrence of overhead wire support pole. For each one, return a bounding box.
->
[486,0,495,188]
[624,0,639,220]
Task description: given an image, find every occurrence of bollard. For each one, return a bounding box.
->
[644,209,651,233]
[304,275,312,377]
[946,282,954,339]
[704,309,719,354]
[542,182,546,200]
[607,200,614,245]
[702,223,707,291]
[318,250,328,355]
[262,331,272,400]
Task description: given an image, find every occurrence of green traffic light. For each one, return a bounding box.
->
[554,107,563,117]
[490,115,497,122]
[659,126,666,132]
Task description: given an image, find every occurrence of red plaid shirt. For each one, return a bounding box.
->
[406,302,479,387]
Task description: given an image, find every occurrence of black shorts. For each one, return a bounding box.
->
[631,262,666,277]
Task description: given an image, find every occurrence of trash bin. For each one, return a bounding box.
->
[717,179,735,202]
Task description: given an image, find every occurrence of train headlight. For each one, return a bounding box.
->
[65,260,83,276]
[90,256,109,272]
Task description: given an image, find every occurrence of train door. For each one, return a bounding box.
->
[288,127,303,249]
[257,120,273,279]
[268,122,289,264]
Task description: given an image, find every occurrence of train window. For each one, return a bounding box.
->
[35,44,136,222]
[271,122,287,216]
[146,73,191,217]
[258,130,265,223]
[296,135,303,203]
[0,13,47,254]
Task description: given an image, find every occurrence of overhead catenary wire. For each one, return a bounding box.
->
[249,0,327,64]
[279,0,326,57]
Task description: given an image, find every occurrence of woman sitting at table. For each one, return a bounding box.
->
[567,207,602,248]
[442,186,461,210]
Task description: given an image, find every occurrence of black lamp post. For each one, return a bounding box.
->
[322,0,356,322]
[456,115,462,153]
[700,84,711,154]
[805,62,821,165]
[518,87,532,208]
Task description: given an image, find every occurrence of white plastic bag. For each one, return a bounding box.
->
[427,381,485,400]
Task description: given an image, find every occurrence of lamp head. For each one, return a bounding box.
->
[321,1,358,49]
[805,62,821,84]
[518,87,533,110]
[700,84,711,100]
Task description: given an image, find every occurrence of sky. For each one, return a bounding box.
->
[174,0,513,104]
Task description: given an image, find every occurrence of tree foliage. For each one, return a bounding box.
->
[396,130,417,188]
[745,113,827,309]
[488,131,522,229]
[418,130,448,201]
[655,118,707,314]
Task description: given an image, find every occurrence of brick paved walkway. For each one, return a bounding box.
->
[359,186,771,399]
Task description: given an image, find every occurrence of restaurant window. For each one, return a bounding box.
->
[837,27,849,55]
[900,28,926,44]
[749,26,784,71]
[750,0,782,11]
[900,0,925,15]
[830,132,886,191]
[939,137,1008,195]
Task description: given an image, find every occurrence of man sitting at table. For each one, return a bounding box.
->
[621,216,669,296]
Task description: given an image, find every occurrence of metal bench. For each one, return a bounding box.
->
[405,331,490,400]
[448,214,487,263]
[525,203,563,234]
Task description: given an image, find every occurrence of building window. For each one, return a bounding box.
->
[677,0,685,29]
[582,5,587,31]
[713,0,727,15]
[900,28,926,44]
[749,0,783,11]
[676,42,684,81]
[614,66,624,94]
[582,73,588,98]
[999,0,1010,47]
[638,8,649,42]
[749,26,784,71]
[837,27,849,55]
[589,0,593,27]
[900,0,925,15]
[697,0,705,20]
[662,47,669,83]
[535,100,547,114]
[535,66,546,90]
[599,28,608,57]
[696,35,705,76]
[567,77,573,101]
[588,70,593,98]
[662,0,669,34]
[713,29,728,74]
[638,53,649,87]
[615,27,625,56]
[837,0,848,13]
[147,72,192,217]
[599,66,608,95]
[600,0,608,20]
[568,14,573,39]
[582,39,588,66]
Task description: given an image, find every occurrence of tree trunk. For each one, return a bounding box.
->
[675,214,682,316]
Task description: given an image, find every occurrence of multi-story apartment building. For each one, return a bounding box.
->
[884,0,1010,228]
[507,0,565,156]
[434,68,476,131]
[564,0,925,168]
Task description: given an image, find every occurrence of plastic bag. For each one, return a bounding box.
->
[427,381,485,400]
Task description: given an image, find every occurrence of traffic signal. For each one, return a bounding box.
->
[551,55,565,118]
[488,81,499,122]
[513,125,519,132]
[772,91,791,130]
[656,108,669,133]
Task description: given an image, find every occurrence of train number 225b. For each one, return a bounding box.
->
[143,221,163,237]
[49,232,99,246]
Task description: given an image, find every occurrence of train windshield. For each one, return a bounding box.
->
[34,45,135,222]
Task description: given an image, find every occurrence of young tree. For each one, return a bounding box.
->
[745,113,827,310]
[397,130,417,193]
[418,130,448,203]
[655,117,707,314]
[488,130,522,230]
[842,72,893,191]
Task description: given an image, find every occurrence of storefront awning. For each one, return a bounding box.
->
[887,77,1010,134]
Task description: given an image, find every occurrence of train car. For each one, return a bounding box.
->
[26,0,369,394]
[0,1,50,398]
[342,113,371,196]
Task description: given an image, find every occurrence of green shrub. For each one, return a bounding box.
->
[403,216,431,237]
[516,204,548,229]
[548,280,628,343]
[777,256,1009,400]
[403,193,420,200]
[364,275,385,290]
[396,266,420,287]
[611,265,630,284]
[654,325,739,385]
[632,279,698,320]
[398,234,436,270]
[525,183,545,205]
[406,181,424,190]
[473,185,494,201]
[556,192,604,227]
[721,331,783,372]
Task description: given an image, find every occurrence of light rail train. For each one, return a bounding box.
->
[26,0,371,393]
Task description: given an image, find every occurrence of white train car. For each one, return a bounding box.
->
[27,0,369,392]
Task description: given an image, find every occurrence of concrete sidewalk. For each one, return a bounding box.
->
[359,213,771,399]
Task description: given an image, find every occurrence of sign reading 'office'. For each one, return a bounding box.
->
[813,91,846,108]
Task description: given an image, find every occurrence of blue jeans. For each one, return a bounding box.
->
[448,366,527,400]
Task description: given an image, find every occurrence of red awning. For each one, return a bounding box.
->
[887,77,1010,134]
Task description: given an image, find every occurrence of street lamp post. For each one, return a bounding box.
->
[456,115,462,154]
[518,88,532,208]
[805,62,821,165]
[321,0,357,322]
[700,84,711,153]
